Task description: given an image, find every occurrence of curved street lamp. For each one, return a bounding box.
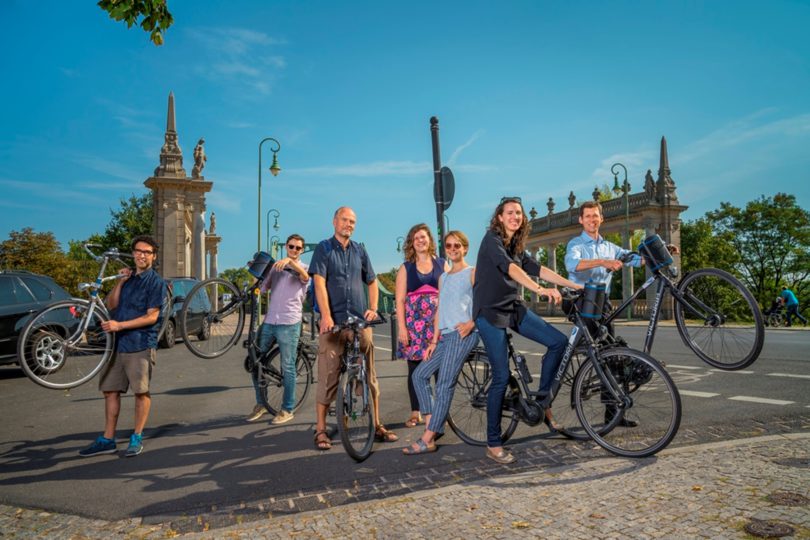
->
[265,209,280,252]
[396,236,405,253]
[257,137,281,251]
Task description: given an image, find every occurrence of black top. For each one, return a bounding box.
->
[472,229,540,328]
[308,236,376,324]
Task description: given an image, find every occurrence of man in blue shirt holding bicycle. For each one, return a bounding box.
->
[79,235,165,458]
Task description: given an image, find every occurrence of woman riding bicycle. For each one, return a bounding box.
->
[474,197,582,464]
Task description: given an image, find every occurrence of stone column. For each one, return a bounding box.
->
[644,221,657,320]
[546,243,557,316]
[193,206,206,280]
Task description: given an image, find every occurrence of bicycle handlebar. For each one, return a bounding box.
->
[330,313,387,334]
[83,243,133,263]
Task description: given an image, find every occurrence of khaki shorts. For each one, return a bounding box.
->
[99,349,156,394]
[316,327,379,406]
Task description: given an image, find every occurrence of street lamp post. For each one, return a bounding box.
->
[269,235,281,259]
[257,137,282,252]
[395,236,405,253]
[265,209,280,252]
[611,162,632,321]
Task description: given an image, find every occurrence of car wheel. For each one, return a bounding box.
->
[197,316,211,341]
[29,330,66,374]
[160,319,176,349]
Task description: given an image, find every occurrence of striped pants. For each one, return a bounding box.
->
[413,330,479,434]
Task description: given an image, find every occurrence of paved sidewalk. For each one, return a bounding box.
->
[2,432,808,539]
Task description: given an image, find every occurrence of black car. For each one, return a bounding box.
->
[0,271,73,366]
[159,277,211,348]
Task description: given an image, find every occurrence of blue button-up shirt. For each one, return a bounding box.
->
[565,231,641,293]
[308,236,376,324]
[112,268,166,353]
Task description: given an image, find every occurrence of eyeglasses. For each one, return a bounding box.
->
[500,196,522,204]
[133,249,155,256]
[445,242,464,250]
[286,245,303,251]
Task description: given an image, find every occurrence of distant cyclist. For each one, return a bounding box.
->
[780,286,807,327]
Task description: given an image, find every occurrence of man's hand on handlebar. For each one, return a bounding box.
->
[604,259,624,271]
[363,309,379,322]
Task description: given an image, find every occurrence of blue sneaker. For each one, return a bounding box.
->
[124,433,143,457]
[78,436,117,457]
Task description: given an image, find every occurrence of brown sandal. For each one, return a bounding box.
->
[404,414,422,428]
[314,429,332,451]
[374,425,399,443]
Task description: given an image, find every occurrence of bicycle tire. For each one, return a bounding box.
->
[554,349,597,441]
[447,348,519,447]
[574,348,681,458]
[254,343,313,416]
[156,283,173,347]
[674,268,764,370]
[18,299,115,390]
[181,278,245,359]
[336,362,375,462]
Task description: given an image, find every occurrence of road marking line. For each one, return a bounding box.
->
[666,365,703,370]
[709,369,754,374]
[767,372,810,380]
[728,396,795,406]
[375,346,392,352]
[679,390,721,398]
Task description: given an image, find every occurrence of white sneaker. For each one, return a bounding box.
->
[246,404,268,422]
[271,410,295,425]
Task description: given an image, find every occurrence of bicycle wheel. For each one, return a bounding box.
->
[674,268,764,370]
[574,348,681,458]
[181,278,245,359]
[156,283,173,348]
[553,349,594,441]
[447,348,519,446]
[336,362,375,462]
[767,312,784,328]
[18,299,114,390]
[254,345,313,415]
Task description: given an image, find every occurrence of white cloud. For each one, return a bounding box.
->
[447,129,485,166]
[186,27,286,95]
[72,154,141,182]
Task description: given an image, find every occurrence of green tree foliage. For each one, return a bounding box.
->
[376,267,398,293]
[98,0,174,46]
[706,193,810,306]
[679,218,739,274]
[0,228,98,296]
[68,193,154,257]
[220,267,253,288]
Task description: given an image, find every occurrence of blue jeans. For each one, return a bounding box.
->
[254,322,301,412]
[412,330,479,434]
[476,311,567,447]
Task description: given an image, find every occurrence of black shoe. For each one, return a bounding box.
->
[616,418,639,428]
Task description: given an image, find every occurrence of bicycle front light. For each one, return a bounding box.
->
[78,283,92,292]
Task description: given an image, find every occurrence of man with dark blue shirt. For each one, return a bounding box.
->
[309,207,398,450]
[79,235,166,458]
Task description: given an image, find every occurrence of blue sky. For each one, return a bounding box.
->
[1,0,809,274]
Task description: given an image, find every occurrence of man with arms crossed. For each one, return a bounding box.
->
[247,233,310,424]
[79,235,166,457]
[309,207,398,450]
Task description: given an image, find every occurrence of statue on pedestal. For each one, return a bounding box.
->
[192,138,207,178]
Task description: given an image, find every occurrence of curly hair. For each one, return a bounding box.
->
[488,197,529,254]
[402,223,436,263]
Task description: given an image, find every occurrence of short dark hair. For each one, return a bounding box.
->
[579,200,603,218]
[286,233,305,246]
[131,235,159,254]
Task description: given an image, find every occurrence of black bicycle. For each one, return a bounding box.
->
[605,234,764,370]
[334,313,386,462]
[449,287,682,458]
[179,252,314,415]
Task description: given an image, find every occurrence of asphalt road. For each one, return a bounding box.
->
[0,323,807,522]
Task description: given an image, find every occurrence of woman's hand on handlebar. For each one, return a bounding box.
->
[363,309,380,322]
[538,287,562,305]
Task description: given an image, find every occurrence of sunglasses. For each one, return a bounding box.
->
[286,244,304,251]
[500,196,522,204]
[445,242,464,250]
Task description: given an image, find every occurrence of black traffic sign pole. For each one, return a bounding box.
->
[430,116,445,258]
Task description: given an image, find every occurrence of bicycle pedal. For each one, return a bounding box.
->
[328,406,336,416]
[242,340,249,349]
